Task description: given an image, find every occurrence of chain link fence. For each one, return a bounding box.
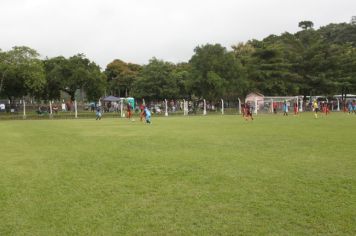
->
[0,98,242,120]
[0,97,349,120]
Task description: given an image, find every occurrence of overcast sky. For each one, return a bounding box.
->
[0,0,355,69]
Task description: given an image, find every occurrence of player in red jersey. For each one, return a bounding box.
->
[127,103,132,119]
[139,104,145,121]
[293,102,298,115]
[244,103,253,121]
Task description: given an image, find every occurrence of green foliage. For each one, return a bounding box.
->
[232,22,356,97]
[189,44,246,101]
[319,23,356,46]
[298,20,314,30]
[0,46,45,100]
[132,58,180,100]
[44,54,105,101]
[42,56,65,100]
[105,59,141,97]
[85,73,107,102]
[171,62,192,99]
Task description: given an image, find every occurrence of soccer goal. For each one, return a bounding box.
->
[256,96,303,114]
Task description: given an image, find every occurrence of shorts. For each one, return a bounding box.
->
[146,116,151,123]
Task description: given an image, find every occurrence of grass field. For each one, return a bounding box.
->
[0,113,355,235]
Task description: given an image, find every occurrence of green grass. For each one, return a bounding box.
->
[0,113,355,235]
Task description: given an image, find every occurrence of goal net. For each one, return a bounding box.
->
[255,96,303,114]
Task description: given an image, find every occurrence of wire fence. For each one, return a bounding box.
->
[0,99,238,120]
[0,97,350,120]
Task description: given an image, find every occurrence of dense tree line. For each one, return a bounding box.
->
[0,47,105,102]
[1,21,356,103]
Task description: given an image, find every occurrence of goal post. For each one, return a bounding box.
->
[257,96,303,114]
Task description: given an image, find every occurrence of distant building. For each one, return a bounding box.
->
[245,92,265,112]
[351,16,356,25]
[245,92,264,104]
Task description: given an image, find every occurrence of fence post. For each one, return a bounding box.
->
[185,100,189,116]
[254,97,258,115]
[203,99,207,115]
[23,99,26,119]
[165,99,168,116]
[221,99,224,115]
[49,101,53,117]
[74,100,78,118]
[299,99,303,112]
[337,99,340,111]
[271,99,273,113]
[120,99,124,117]
[183,99,185,115]
[183,99,186,116]
[238,98,241,114]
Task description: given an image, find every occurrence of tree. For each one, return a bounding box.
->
[319,23,356,46]
[42,56,65,100]
[245,42,301,95]
[171,62,192,99]
[231,42,255,66]
[189,44,246,101]
[0,46,45,100]
[299,21,314,30]
[0,49,10,95]
[105,59,141,97]
[44,54,105,102]
[132,58,179,101]
[329,44,356,98]
[85,73,107,102]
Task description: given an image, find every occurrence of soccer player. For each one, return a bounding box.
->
[325,102,330,116]
[343,101,347,113]
[348,101,353,114]
[241,103,247,118]
[273,102,277,114]
[95,107,102,120]
[293,102,298,115]
[144,107,151,124]
[313,100,319,118]
[283,100,289,116]
[244,103,253,121]
[139,103,145,121]
[127,103,132,119]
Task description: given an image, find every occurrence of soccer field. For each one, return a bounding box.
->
[0,113,355,235]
